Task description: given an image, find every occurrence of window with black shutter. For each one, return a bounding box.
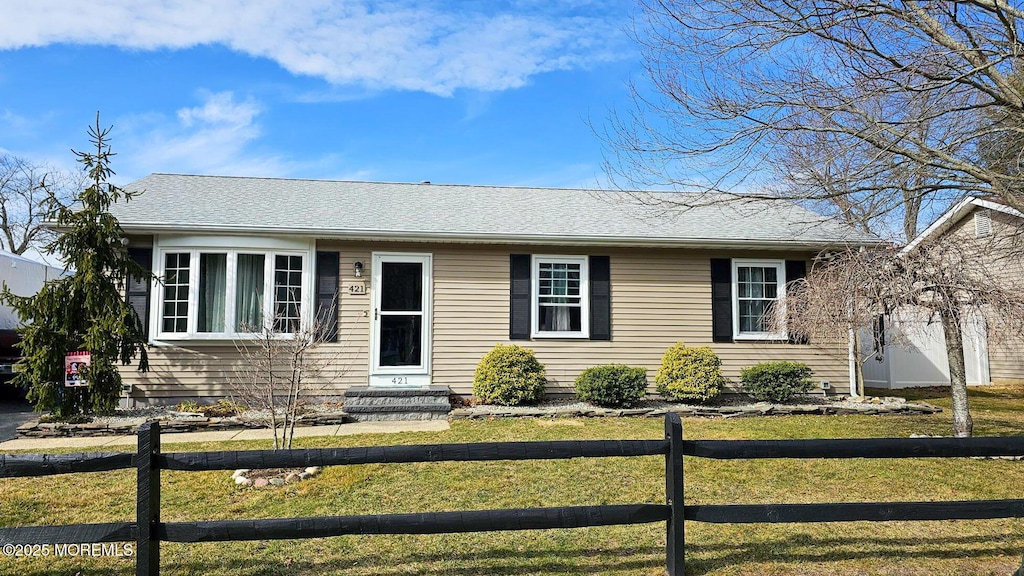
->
[509,254,611,340]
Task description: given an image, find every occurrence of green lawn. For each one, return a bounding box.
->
[3,385,1024,575]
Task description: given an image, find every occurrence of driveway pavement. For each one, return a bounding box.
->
[0,400,35,442]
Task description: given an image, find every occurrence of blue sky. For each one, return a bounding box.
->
[0,0,642,189]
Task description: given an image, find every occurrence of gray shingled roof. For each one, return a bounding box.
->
[111,173,880,248]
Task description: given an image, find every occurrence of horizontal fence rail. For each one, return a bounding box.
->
[686,436,1024,460]
[0,452,134,478]
[687,499,1024,524]
[159,439,670,471]
[0,522,135,545]
[3,416,1024,576]
[159,504,671,543]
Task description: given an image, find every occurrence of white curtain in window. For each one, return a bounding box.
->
[553,306,571,331]
[235,254,265,331]
[198,253,227,332]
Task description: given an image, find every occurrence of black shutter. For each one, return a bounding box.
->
[785,260,809,344]
[126,247,152,339]
[509,254,531,340]
[710,258,733,343]
[589,255,611,341]
[315,251,340,342]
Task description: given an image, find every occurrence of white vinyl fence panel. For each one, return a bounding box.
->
[861,308,989,389]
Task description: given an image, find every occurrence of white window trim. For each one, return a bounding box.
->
[150,237,315,342]
[531,255,589,339]
[369,252,433,379]
[731,259,788,341]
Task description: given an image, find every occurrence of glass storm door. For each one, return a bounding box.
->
[370,253,431,386]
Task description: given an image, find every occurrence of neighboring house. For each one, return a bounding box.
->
[110,174,879,405]
[0,249,64,378]
[863,196,1024,389]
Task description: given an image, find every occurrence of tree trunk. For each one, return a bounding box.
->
[940,308,973,437]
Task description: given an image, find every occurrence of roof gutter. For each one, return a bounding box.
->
[114,222,886,251]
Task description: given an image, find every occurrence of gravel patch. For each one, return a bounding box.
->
[452,394,939,419]
[459,394,904,414]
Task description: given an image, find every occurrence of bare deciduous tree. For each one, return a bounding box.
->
[785,238,1024,437]
[607,1,1024,217]
[231,306,353,450]
[775,87,968,241]
[0,154,81,255]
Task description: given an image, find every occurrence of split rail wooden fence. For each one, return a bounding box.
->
[2,413,1024,575]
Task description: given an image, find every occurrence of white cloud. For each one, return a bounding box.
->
[177,92,261,128]
[118,91,310,179]
[1,93,364,183]
[1,1,626,96]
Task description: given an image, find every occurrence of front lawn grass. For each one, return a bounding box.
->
[3,385,1024,575]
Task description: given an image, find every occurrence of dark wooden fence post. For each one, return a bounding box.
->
[137,421,161,576]
[665,412,684,576]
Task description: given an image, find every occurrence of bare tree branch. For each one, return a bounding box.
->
[603,1,1024,228]
[0,154,82,255]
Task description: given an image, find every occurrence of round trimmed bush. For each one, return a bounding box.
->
[574,364,648,407]
[472,344,547,406]
[655,342,723,403]
[740,361,814,402]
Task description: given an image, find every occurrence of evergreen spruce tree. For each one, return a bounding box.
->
[2,115,150,417]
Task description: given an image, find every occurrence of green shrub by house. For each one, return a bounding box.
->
[473,344,547,405]
[655,342,723,403]
[574,364,648,407]
[740,361,814,402]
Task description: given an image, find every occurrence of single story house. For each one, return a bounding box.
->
[864,196,1024,388]
[110,174,880,407]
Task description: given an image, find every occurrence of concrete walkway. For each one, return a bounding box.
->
[0,420,451,451]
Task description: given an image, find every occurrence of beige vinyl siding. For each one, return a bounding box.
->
[990,346,1024,384]
[428,245,847,394]
[943,208,1024,383]
[120,239,851,399]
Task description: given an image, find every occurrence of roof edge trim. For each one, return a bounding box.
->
[116,222,886,250]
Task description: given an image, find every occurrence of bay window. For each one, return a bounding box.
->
[155,242,311,339]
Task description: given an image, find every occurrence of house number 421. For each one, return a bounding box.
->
[348,284,366,294]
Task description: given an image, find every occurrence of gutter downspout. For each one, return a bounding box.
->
[848,325,859,398]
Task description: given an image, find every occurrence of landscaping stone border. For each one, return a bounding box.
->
[16,413,350,439]
[15,396,944,438]
[449,398,942,420]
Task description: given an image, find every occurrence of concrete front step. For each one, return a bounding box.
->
[344,386,452,422]
[345,411,451,422]
[345,404,450,413]
[344,394,450,408]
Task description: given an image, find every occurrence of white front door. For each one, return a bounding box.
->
[370,253,431,387]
